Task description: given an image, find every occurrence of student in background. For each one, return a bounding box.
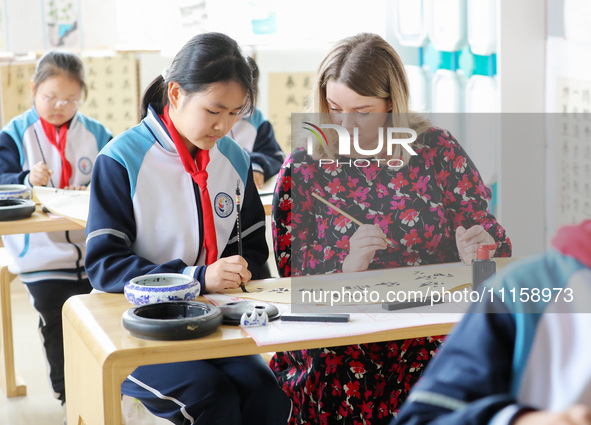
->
[229,57,284,188]
[0,51,111,405]
[271,33,511,425]
[394,220,591,425]
[85,32,290,424]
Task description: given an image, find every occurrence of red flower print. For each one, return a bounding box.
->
[443,148,455,163]
[349,186,370,203]
[435,169,450,187]
[332,378,342,397]
[327,178,346,196]
[438,132,453,148]
[349,360,366,378]
[400,209,419,227]
[402,228,422,247]
[338,402,351,418]
[424,224,434,239]
[319,412,331,425]
[456,175,473,195]
[391,197,406,211]
[389,173,408,191]
[336,236,350,250]
[374,213,394,232]
[424,233,442,251]
[347,176,359,188]
[322,352,344,374]
[281,174,292,192]
[453,155,467,172]
[422,148,436,168]
[359,401,374,419]
[409,166,419,180]
[376,183,389,198]
[278,194,292,211]
[344,345,362,359]
[295,162,318,183]
[334,214,353,232]
[344,381,361,398]
[411,175,430,196]
[277,253,290,275]
[323,161,342,176]
[278,233,291,251]
[377,401,389,418]
[317,217,329,238]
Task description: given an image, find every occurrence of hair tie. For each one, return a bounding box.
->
[161,68,170,81]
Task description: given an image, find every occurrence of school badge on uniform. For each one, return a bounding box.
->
[78,157,93,174]
[214,192,234,218]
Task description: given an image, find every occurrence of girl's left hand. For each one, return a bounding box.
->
[455,225,496,264]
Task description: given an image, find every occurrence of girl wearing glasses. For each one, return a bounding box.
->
[0,51,111,407]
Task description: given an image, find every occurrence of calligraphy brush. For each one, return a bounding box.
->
[236,180,248,293]
[33,128,55,188]
[311,192,394,247]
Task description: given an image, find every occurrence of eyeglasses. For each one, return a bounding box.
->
[39,94,81,109]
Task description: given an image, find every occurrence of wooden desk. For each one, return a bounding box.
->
[0,205,84,235]
[63,288,457,425]
[0,205,83,397]
[261,194,272,215]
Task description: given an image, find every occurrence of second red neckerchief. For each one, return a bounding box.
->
[39,117,71,188]
[160,105,218,265]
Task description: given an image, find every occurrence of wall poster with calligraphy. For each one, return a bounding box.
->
[0,61,37,125]
[268,72,315,154]
[554,77,591,230]
[79,54,139,137]
[43,0,81,49]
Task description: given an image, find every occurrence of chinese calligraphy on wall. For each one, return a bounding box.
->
[268,72,314,153]
[555,77,591,227]
[80,54,139,136]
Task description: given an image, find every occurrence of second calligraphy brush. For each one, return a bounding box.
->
[236,180,248,293]
[311,192,394,247]
[33,128,55,188]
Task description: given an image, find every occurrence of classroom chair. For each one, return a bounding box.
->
[0,249,26,397]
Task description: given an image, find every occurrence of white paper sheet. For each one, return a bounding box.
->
[34,186,90,224]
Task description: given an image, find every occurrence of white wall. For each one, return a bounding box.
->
[496,0,547,257]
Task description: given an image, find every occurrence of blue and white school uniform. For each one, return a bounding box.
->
[394,221,591,425]
[229,108,284,181]
[85,106,290,425]
[0,107,112,402]
[0,107,111,280]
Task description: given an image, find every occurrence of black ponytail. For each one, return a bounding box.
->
[140,32,254,120]
[140,74,167,119]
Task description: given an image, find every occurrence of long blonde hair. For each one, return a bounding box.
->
[308,33,430,164]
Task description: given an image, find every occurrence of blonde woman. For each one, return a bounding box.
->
[271,33,512,424]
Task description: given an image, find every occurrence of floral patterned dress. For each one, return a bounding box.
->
[270,127,512,425]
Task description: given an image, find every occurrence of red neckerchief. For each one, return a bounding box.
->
[159,105,218,264]
[552,219,591,268]
[39,117,71,188]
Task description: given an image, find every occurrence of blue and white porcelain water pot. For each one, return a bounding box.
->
[0,184,32,200]
[124,273,201,306]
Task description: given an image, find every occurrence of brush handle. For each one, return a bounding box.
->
[311,192,394,246]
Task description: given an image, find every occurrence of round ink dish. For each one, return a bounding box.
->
[219,300,280,325]
[121,301,223,340]
[124,273,201,306]
[0,199,36,221]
